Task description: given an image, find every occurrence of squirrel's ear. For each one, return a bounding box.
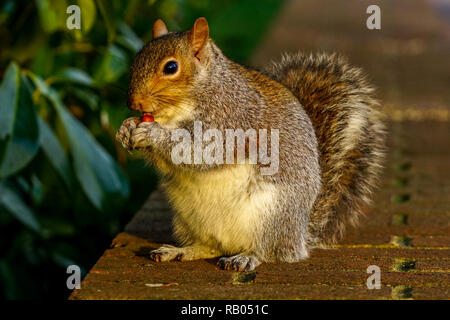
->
[153,19,168,39]
[189,17,209,60]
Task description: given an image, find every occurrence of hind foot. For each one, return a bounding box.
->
[217,254,261,271]
[149,244,220,262]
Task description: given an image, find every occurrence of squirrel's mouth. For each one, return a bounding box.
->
[141,109,155,116]
[142,109,161,120]
[140,105,159,117]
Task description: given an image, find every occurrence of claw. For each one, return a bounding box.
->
[217,254,260,272]
[116,117,140,151]
[149,245,184,262]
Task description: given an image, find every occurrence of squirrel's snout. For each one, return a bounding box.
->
[127,95,143,111]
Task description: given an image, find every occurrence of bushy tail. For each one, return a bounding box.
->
[266,52,385,244]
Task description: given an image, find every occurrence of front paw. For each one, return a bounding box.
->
[116,117,140,150]
[149,244,184,262]
[130,121,162,149]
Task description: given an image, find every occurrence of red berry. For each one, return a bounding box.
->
[141,113,154,122]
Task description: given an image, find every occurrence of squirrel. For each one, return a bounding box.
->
[116,17,385,271]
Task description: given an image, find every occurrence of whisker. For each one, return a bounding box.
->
[158,96,191,110]
[149,78,161,93]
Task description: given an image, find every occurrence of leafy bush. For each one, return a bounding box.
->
[0,0,283,299]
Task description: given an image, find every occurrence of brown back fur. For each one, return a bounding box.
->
[266,52,385,244]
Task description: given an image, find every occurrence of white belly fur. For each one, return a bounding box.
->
[164,164,278,254]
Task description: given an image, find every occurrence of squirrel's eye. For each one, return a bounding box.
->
[163,61,178,75]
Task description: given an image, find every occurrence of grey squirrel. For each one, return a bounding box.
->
[116,17,385,271]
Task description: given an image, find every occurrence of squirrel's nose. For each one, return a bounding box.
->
[127,95,143,111]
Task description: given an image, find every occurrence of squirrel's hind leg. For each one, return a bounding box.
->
[149,244,221,262]
[217,254,261,272]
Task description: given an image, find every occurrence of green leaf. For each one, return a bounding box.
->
[31,45,54,78]
[0,63,19,140]
[69,87,99,111]
[56,101,129,210]
[93,44,128,84]
[30,175,44,204]
[35,0,68,33]
[28,73,129,211]
[50,68,95,87]
[0,181,41,232]
[38,116,74,189]
[0,63,40,178]
[78,0,97,33]
[15,176,31,194]
[96,0,116,42]
[117,22,143,53]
